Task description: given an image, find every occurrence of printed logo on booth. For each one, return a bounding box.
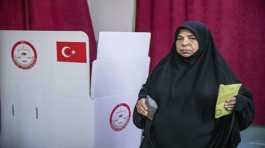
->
[11,41,37,70]
[56,41,87,63]
[109,103,131,132]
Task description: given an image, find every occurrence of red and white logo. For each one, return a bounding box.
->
[56,41,87,63]
[11,41,37,70]
[109,103,131,132]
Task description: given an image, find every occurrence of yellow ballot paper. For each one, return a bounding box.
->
[215,83,242,119]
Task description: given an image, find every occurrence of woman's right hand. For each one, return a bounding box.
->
[136,98,149,117]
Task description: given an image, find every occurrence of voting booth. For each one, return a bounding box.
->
[92,32,151,148]
[0,31,151,148]
[0,31,94,148]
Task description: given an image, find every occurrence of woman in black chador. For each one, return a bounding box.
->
[133,21,255,148]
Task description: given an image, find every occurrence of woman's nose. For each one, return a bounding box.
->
[182,38,189,46]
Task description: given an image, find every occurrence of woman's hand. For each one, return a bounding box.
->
[136,98,149,117]
[224,97,237,111]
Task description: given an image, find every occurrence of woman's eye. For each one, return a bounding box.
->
[189,36,197,40]
[177,37,183,40]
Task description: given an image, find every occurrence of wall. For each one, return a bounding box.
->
[87,0,136,40]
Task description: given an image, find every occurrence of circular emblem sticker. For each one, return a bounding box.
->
[109,103,131,131]
[11,41,37,70]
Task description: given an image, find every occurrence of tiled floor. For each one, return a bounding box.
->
[238,125,265,148]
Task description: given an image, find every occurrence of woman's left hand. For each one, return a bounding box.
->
[224,97,237,111]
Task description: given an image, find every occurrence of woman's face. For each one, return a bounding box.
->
[175,29,199,58]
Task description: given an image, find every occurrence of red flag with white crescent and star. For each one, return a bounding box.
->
[56,41,87,63]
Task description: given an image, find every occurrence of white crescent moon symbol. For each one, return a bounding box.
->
[61,46,71,58]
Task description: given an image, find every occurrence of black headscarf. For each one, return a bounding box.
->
[133,21,255,148]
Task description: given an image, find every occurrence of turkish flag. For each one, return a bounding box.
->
[56,41,87,63]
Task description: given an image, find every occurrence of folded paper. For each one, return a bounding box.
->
[215,83,241,119]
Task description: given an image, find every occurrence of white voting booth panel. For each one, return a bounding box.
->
[91,58,150,98]
[97,32,150,59]
[94,93,142,148]
[0,31,94,148]
[93,32,150,148]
